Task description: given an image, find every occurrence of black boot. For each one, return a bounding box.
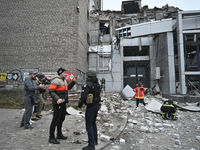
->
[82,145,95,150]
[49,138,60,144]
[57,134,68,140]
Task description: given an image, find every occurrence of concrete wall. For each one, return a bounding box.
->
[153,33,176,94]
[77,0,89,73]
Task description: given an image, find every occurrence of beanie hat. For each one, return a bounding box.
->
[57,67,66,75]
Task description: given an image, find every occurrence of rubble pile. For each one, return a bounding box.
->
[0,93,199,150]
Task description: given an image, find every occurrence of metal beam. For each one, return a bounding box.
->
[183,30,200,34]
[177,11,186,94]
[185,72,200,75]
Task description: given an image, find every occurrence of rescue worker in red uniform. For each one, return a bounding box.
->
[134,82,146,108]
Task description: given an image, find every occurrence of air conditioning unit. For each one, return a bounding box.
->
[154,67,160,79]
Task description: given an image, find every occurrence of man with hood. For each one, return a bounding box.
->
[48,67,77,144]
[78,70,101,150]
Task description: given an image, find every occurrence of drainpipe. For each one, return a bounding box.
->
[177,11,186,94]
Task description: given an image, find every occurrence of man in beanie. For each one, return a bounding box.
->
[20,71,45,129]
[78,70,101,150]
[48,67,77,144]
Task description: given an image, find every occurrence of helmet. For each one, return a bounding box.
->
[169,98,173,102]
[86,70,96,77]
[37,73,45,79]
[138,82,142,87]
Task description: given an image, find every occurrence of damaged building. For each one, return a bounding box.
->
[88,0,200,96]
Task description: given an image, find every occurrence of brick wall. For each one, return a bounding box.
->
[0,0,89,75]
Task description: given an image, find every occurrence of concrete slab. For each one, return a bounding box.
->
[174,103,200,112]
[145,99,162,113]
[121,85,135,101]
[66,106,81,115]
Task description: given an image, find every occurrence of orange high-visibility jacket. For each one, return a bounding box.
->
[134,86,146,99]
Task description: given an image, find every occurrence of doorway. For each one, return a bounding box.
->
[123,61,150,89]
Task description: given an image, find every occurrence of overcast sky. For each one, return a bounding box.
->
[103,0,200,11]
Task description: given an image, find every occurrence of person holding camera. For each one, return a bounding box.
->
[48,67,77,144]
[20,71,45,129]
[31,73,47,121]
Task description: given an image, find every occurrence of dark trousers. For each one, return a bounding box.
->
[136,98,145,107]
[85,104,99,147]
[49,103,66,139]
[21,97,33,127]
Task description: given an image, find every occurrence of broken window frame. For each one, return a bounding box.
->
[99,20,110,35]
[123,46,149,56]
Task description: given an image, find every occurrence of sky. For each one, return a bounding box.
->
[103,0,200,11]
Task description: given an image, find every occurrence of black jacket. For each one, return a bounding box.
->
[78,78,101,108]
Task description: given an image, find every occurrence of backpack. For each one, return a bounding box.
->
[86,82,101,105]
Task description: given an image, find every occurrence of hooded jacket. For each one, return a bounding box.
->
[49,75,76,104]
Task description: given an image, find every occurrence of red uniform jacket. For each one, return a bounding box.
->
[134,86,146,99]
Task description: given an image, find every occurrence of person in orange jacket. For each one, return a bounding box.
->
[134,82,146,108]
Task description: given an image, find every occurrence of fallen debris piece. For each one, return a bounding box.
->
[120,138,126,145]
[121,85,135,101]
[99,134,110,142]
[174,103,200,112]
[145,99,162,113]
[66,106,81,115]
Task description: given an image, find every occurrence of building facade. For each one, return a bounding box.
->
[0,0,101,89]
[88,1,200,95]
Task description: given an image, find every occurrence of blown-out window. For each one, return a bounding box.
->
[100,21,110,34]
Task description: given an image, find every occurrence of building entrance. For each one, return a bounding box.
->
[123,61,150,89]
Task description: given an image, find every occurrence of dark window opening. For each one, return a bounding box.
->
[121,1,140,14]
[87,33,90,45]
[100,21,110,34]
[123,46,149,56]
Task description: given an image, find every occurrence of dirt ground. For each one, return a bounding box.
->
[0,93,200,150]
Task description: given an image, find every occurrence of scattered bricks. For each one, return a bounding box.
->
[132,120,138,124]
[172,134,180,139]
[152,128,160,133]
[128,119,133,123]
[163,123,172,127]
[97,117,101,120]
[103,123,110,127]
[99,134,110,142]
[154,123,163,127]
[120,138,126,145]
[175,140,181,146]
[82,139,88,142]
[140,126,149,132]
[110,124,114,128]
[145,117,152,121]
[111,146,120,150]
[81,129,86,134]
[128,123,134,129]
[120,115,127,119]
[196,136,200,141]
[127,109,133,116]
[123,110,128,113]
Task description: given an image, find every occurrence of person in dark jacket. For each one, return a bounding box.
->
[20,71,45,129]
[78,70,101,150]
[48,68,77,144]
[160,98,177,120]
